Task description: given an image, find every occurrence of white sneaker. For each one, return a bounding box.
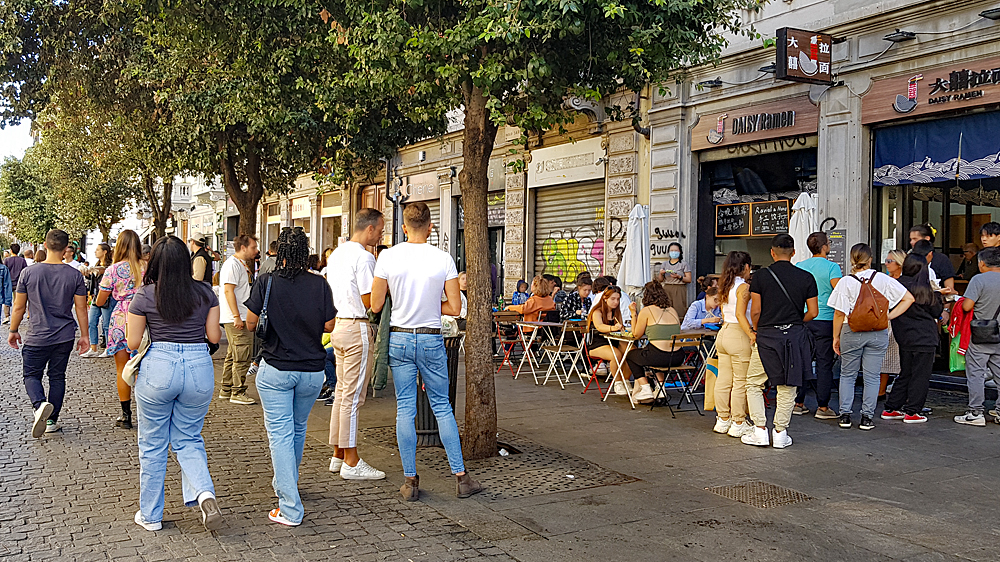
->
[329,457,344,473]
[771,429,793,449]
[741,426,770,446]
[340,458,386,480]
[712,417,732,434]
[134,510,162,531]
[98,350,111,358]
[954,411,986,426]
[32,402,54,438]
[80,349,99,358]
[613,381,627,396]
[268,508,299,526]
[632,384,655,403]
[44,420,61,433]
[727,421,753,438]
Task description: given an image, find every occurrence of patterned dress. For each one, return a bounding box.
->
[99,261,141,355]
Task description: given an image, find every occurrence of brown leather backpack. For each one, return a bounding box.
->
[847,273,890,332]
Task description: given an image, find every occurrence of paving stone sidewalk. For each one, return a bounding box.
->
[0,340,514,562]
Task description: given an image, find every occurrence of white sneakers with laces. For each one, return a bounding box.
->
[134,510,162,531]
[771,429,793,449]
[712,417,732,434]
[727,421,753,438]
[329,456,344,473]
[741,426,770,446]
[340,458,386,480]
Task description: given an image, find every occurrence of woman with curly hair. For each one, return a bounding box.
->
[713,251,754,438]
[623,281,683,403]
[96,230,144,429]
[246,227,337,527]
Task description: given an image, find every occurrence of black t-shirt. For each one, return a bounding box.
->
[930,251,956,282]
[244,271,336,372]
[749,260,818,328]
[131,282,219,343]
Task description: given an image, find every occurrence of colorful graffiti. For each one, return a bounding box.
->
[539,224,605,280]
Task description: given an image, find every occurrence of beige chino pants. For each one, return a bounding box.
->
[714,323,750,424]
[329,319,375,449]
[745,345,797,433]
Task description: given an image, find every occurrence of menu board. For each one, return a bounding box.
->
[716,203,751,237]
[751,200,790,236]
[826,229,848,274]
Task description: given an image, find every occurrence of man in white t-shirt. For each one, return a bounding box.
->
[63,245,84,271]
[219,234,259,405]
[370,202,482,501]
[326,208,386,481]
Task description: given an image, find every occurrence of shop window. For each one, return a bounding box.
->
[267,203,280,218]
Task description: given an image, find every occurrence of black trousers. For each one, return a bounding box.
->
[22,341,74,423]
[885,348,934,415]
[797,320,835,408]
[625,345,685,380]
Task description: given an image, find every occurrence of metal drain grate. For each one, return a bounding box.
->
[359,426,638,500]
[705,480,811,508]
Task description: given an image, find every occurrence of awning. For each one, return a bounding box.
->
[873,111,1000,186]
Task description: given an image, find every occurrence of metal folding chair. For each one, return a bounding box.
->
[493,311,523,377]
[650,334,705,417]
[539,320,589,388]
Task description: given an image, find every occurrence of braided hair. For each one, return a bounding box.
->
[276,227,310,279]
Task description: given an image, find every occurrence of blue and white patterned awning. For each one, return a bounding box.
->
[873,111,1000,186]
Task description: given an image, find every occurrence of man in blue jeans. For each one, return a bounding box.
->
[370,201,483,501]
[7,229,89,437]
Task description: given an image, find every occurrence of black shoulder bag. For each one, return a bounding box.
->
[255,275,273,340]
[970,303,1000,345]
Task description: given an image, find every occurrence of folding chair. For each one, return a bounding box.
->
[493,311,523,377]
[650,334,705,417]
[539,320,589,388]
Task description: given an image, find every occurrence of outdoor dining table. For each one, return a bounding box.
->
[601,331,643,410]
[514,321,564,379]
[674,328,718,401]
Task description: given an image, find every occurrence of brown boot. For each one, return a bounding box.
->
[400,475,419,502]
[456,473,483,498]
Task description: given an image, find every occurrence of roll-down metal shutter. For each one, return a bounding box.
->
[426,201,441,247]
[533,181,606,282]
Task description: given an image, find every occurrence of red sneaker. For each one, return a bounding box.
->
[880,410,905,420]
[903,413,927,424]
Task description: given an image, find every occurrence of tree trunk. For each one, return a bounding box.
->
[218,137,264,236]
[459,83,500,460]
[152,178,173,240]
[99,225,110,242]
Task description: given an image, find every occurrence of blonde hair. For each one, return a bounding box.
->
[886,249,906,267]
[113,230,144,283]
[850,243,874,273]
[531,275,552,298]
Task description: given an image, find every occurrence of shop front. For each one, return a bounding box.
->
[290,196,312,245]
[527,137,607,283]
[454,158,506,279]
[265,201,281,248]
[319,191,342,251]
[692,95,820,274]
[865,57,1000,271]
[402,172,441,246]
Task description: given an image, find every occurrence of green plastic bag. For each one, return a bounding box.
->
[949,335,966,372]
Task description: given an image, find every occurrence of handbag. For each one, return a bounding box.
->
[970,303,1000,345]
[122,327,151,387]
[255,275,273,340]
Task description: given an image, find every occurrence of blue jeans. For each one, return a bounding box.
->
[838,325,889,418]
[324,347,337,388]
[135,342,216,524]
[255,360,324,524]
[389,332,465,477]
[88,298,115,345]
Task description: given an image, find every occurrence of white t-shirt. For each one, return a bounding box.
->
[219,256,251,323]
[588,289,633,322]
[67,260,84,271]
[327,241,376,319]
[827,269,908,316]
[24,258,34,266]
[374,242,458,329]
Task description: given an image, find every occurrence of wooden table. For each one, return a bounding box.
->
[515,321,564,379]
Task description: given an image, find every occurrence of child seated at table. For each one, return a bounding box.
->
[681,287,722,330]
[625,281,685,404]
[511,279,530,306]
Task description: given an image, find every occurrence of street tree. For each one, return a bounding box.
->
[328,0,762,458]
[0,152,57,243]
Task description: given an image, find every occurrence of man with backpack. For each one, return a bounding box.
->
[741,234,819,448]
[828,243,914,431]
[955,247,1000,426]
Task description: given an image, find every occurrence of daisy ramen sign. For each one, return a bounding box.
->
[776,28,834,86]
[691,96,819,152]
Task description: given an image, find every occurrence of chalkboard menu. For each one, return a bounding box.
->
[751,200,790,236]
[826,229,848,273]
[716,203,751,237]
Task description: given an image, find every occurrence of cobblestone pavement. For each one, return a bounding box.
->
[0,340,515,562]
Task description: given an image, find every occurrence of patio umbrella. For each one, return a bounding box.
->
[617,204,651,291]
[789,192,818,265]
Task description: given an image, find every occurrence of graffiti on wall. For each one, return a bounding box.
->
[606,217,626,274]
[539,224,605,280]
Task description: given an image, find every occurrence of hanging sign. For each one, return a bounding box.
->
[776,28,834,86]
[863,55,1000,124]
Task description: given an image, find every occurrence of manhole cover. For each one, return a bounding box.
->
[359,426,638,500]
[705,480,811,508]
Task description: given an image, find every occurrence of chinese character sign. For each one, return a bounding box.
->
[776,28,834,86]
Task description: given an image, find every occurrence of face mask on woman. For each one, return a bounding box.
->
[668,251,681,260]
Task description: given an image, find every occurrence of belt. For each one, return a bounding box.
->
[390,327,441,335]
[337,317,369,322]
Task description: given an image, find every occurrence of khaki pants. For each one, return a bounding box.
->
[714,323,749,424]
[222,323,254,394]
[329,319,375,448]
[746,345,796,433]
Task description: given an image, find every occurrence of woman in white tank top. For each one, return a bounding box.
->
[713,251,755,438]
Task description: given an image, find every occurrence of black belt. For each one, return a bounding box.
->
[390,327,441,335]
